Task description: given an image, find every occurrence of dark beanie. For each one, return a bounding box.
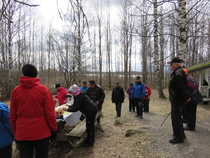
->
[89,79,96,85]
[55,84,61,88]
[22,64,38,77]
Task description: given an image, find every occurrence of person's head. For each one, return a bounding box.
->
[130,83,133,87]
[135,76,141,83]
[167,57,184,70]
[115,82,120,87]
[82,81,87,87]
[68,84,81,96]
[55,84,61,89]
[88,79,96,88]
[22,64,38,77]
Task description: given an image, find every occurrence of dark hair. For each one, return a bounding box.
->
[130,83,133,86]
[22,64,38,77]
[82,81,87,85]
[55,84,61,88]
[89,79,96,85]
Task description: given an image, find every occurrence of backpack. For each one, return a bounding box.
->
[187,74,198,95]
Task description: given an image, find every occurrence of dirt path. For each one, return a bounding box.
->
[11,89,210,158]
[65,90,210,158]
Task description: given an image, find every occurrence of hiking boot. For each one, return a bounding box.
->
[169,138,184,144]
[184,126,195,131]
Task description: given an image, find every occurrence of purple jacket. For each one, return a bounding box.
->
[126,87,133,99]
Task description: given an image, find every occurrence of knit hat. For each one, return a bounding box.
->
[22,64,38,77]
[69,84,81,96]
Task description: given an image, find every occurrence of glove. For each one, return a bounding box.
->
[50,131,57,142]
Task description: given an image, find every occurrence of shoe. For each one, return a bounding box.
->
[82,141,93,147]
[135,115,140,117]
[140,116,143,119]
[169,138,184,144]
[184,126,195,131]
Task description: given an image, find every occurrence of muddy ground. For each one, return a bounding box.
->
[12,89,210,158]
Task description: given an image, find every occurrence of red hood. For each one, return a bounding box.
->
[19,76,40,88]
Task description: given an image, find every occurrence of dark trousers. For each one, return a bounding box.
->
[143,99,150,112]
[133,99,143,116]
[16,137,49,158]
[171,101,185,140]
[129,99,135,112]
[183,102,197,129]
[86,111,97,144]
[0,144,12,158]
[115,102,122,117]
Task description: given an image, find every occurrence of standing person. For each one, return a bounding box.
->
[126,83,134,112]
[132,76,146,119]
[10,64,57,158]
[62,84,98,147]
[0,102,14,158]
[182,69,198,131]
[168,57,191,144]
[54,84,69,106]
[111,82,125,117]
[80,81,88,93]
[86,80,105,124]
[143,82,152,112]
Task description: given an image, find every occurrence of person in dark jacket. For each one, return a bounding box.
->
[132,76,146,119]
[86,80,105,124]
[111,82,125,117]
[168,57,191,144]
[0,102,14,158]
[63,84,98,147]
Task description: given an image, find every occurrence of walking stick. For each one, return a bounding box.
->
[161,112,171,126]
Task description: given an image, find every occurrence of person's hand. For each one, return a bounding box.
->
[186,97,191,102]
[95,101,99,105]
[50,131,57,142]
[62,106,69,111]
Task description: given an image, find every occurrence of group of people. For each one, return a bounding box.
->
[54,80,105,147]
[168,57,201,144]
[111,76,152,119]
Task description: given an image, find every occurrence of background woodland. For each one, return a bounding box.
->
[0,0,210,98]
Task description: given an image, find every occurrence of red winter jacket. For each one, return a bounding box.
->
[10,76,57,141]
[143,86,151,100]
[55,87,68,105]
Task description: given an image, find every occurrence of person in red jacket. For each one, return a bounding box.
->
[54,84,68,106]
[10,64,57,158]
[143,82,151,112]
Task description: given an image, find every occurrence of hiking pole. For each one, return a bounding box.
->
[161,112,171,126]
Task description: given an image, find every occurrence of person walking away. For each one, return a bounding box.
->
[0,102,14,158]
[86,80,105,124]
[182,69,198,131]
[167,57,191,144]
[80,81,88,93]
[10,64,57,158]
[143,82,152,112]
[54,84,69,106]
[126,83,134,112]
[111,82,125,117]
[132,76,146,119]
[62,84,98,147]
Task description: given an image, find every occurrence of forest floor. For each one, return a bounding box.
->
[11,89,210,158]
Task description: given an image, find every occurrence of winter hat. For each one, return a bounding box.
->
[22,64,38,77]
[69,84,81,96]
[167,57,184,64]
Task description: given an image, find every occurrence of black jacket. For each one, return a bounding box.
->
[86,85,105,111]
[111,86,125,103]
[168,66,190,103]
[67,93,98,116]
